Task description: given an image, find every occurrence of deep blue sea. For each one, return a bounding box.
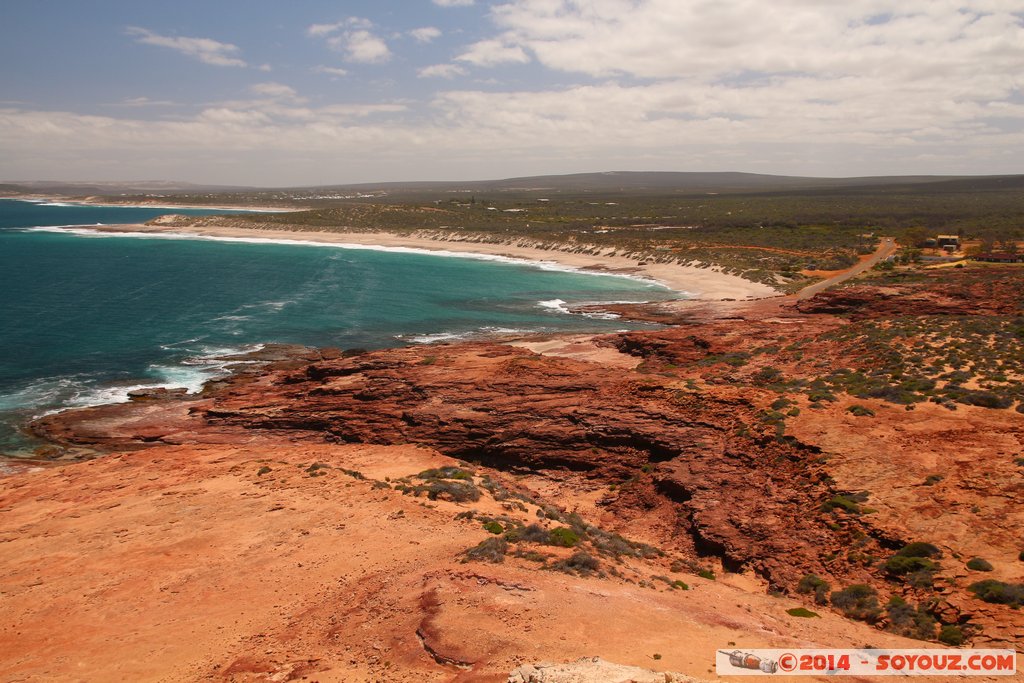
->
[0,199,674,455]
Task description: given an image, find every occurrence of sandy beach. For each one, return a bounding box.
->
[94,223,780,300]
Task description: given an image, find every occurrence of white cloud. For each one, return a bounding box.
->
[249,82,304,102]
[257,64,273,72]
[456,38,530,66]
[6,2,1023,184]
[126,27,247,67]
[335,30,391,63]
[309,18,391,64]
[308,21,345,37]
[410,26,442,43]
[313,65,350,77]
[114,97,177,107]
[307,18,372,37]
[485,0,1024,86]
[418,63,468,79]
[433,0,474,6]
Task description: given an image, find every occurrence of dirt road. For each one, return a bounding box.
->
[796,237,897,299]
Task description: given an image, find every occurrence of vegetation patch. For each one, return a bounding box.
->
[846,404,875,417]
[822,491,870,514]
[550,551,601,577]
[547,527,581,548]
[938,625,964,646]
[797,574,831,605]
[885,597,936,641]
[463,537,508,564]
[968,579,1024,607]
[966,557,994,572]
[830,584,881,622]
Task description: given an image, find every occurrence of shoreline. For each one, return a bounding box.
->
[90,223,780,300]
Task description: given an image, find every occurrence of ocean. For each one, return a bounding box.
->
[0,199,675,455]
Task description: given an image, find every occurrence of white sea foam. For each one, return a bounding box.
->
[2,344,268,420]
[537,298,651,320]
[401,326,531,344]
[5,198,284,212]
[538,298,570,313]
[22,226,674,291]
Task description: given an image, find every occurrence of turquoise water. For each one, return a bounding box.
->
[0,199,674,454]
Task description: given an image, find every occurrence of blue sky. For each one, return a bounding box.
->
[1,1,1022,185]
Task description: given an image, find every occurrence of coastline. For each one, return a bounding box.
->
[1,195,300,213]
[91,223,780,300]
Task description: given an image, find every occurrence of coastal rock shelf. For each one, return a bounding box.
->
[9,266,1024,681]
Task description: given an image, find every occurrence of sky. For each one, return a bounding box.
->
[1,0,1022,186]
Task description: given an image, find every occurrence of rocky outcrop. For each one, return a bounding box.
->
[795,268,1024,318]
[40,336,882,591]
[509,657,703,683]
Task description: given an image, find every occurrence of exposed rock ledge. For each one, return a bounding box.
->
[509,657,703,683]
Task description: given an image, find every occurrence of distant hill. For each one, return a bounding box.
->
[281,171,1023,198]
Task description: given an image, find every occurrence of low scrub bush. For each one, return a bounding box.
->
[968,579,1024,607]
[418,466,473,481]
[831,584,881,622]
[551,551,600,576]
[847,404,875,417]
[547,527,581,548]
[797,574,831,605]
[886,597,936,640]
[463,537,508,563]
[966,557,993,572]
[938,625,964,646]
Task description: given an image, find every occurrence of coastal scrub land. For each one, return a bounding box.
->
[2,174,1024,681]
[6,171,1024,291]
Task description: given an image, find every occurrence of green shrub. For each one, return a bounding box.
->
[822,493,868,514]
[482,521,504,535]
[697,568,716,580]
[671,580,689,590]
[966,557,994,572]
[513,549,548,563]
[831,584,881,622]
[884,555,937,576]
[886,599,936,640]
[463,537,508,563]
[406,479,481,503]
[548,527,581,547]
[257,465,272,476]
[938,625,964,646]
[954,390,1012,409]
[847,404,875,417]
[552,551,600,576]
[753,367,783,384]
[968,579,1024,606]
[895,542,942,558]
[418,466,473,481]
[923,474,944,486]
[787,607,820,618]
[797,574,831,605]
